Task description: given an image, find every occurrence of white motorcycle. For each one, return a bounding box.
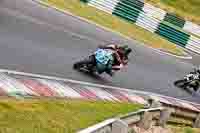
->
[174,73,200,92]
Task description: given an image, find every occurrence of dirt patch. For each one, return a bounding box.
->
[131,126,172,133]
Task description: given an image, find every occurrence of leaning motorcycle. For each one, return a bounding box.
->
[73,49,114,76]
[174,73,200,92]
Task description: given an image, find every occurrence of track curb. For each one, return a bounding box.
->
[0,69,200,112]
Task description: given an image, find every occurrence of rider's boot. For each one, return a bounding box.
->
[106,70,114,77]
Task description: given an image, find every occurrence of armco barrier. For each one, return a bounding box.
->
[78,107,164,133]
[78,118,117,133]
[120,107,164,127]
[80,0,200,54]
[161,103,200,127]
[78,105,200,133]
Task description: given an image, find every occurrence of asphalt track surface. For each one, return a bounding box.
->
[1,0,200,102]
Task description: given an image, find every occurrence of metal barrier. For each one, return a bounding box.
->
[78,107,164,133]
[78,105,200,133]
[162,103,200,128]
[78,118,117,133]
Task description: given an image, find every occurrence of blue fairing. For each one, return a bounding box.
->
[94,49,114,73]
[95,49,113,65]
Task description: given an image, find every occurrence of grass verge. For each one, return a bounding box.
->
[169,126,200,133]
[0,98,142,133]
[41,0,185,56]
[145,0,200,25]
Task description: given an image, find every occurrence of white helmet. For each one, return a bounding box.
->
[195,65,200,73]
[198,65,200,70]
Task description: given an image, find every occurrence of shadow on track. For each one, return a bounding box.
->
[179,87,194,94]
[178,86,200,97]
[74,68,111,84]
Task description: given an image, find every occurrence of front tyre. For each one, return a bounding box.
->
[192,82,199,92]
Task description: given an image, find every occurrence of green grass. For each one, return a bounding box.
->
[169,126,200,133]
[41,0,185,56]
[0,98,142,133]
[145,0,200,24]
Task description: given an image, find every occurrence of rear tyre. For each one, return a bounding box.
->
[73,56,96,71]
[174,79,186,88]
[73,59,88,70]
[73,61,83,70]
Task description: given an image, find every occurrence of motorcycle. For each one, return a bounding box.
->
[174,73,200,92]
[73,49,114,76]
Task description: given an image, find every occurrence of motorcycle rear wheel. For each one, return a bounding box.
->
[73,60,85,70]
[73,57,96,73]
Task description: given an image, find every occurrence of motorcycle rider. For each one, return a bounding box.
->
[174,66,200,92]
[190,66,200,76]
[188,66,200,92]
[115,45,132,68]
[74,44,132,76]
[195,66,200,74]
[98,44,132,75]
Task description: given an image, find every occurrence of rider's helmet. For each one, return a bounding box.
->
[119,45,132,58]
[119,45,128,50]
[124,48,132,57]
[197,65,200,73]
[194,65,200,74]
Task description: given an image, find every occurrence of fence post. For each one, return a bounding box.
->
[112,119,128,133]
[194,113,200,128]
[157,108,173,127]
[138,111,153,130]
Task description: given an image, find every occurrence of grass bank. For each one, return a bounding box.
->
[146,0,200,25]
[0,98,142,133]
[41,0,184,56]
[170,126,200,133]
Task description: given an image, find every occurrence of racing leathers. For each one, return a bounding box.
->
[98,44,129,71]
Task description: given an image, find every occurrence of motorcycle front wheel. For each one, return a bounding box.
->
[190,82,199,92]
[174,79,187,88]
